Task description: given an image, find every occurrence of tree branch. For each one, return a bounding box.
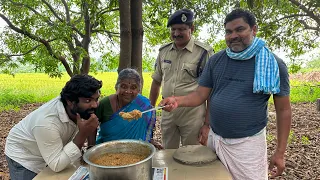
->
[80,1,92,74]
[41,0,63,22]
[298,19,320,31]
[61,0,70,23]
[68,11,86,38]
[92,7,120,31]
[8,0,39,17]
[97,8,119,16]
[82,1,91,51]
[70,10,82,14]
[61,0,84,38]
[73,15,83,24]
[5,38,58,57]
[58,0,85,38]
[5,44,41,57]
[63,38,80,68]
[271,14,309,23]
[288,0,320,25]
[10,0,84,39]
[268,27,287,46]
[60,57,73,77]
[61,0,86,38]
[91,29,120,37]
[71,26,85,38]
[72,34,82,47]
[0,13,42,42]
[8,0,54,26]
[0,13,73,75]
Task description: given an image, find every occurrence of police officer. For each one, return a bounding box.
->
[149,9,214,149]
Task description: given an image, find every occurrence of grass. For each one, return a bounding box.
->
[290,80,320,103]
[0,72,156,112]
[0,72,319,112]
[298,68,320,73]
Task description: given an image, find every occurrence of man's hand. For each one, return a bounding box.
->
[269,150,285,178]
[198,124,210,145]
[73,113,99,149]
[159,96,178,112]
[77,113,99,137]
[150,139,164,150]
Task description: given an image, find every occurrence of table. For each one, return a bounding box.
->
[34,149,232,180]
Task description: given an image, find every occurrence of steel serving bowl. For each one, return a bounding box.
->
[83,139,156,180]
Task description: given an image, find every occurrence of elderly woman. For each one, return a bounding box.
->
[88,68,162,149]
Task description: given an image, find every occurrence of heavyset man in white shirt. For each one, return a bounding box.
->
[5,74,102,180]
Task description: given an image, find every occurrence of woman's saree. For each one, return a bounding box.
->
[96,94,156,144]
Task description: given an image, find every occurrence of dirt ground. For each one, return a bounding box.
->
[0,72,319,180]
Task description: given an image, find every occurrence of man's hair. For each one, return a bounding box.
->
[224,8,257,28]
[60,74,102,106]
[115,68,141,91]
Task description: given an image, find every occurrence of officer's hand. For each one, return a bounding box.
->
[198,124,210,145]
[159,96,178,112]
[77,113,99,137]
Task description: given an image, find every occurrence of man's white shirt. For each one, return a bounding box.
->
[5,96,81,173]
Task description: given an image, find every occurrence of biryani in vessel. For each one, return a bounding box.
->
[83,139,156,180]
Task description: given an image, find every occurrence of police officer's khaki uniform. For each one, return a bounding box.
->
[152,37,213,148]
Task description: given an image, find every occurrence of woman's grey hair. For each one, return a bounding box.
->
[115,68,141,90]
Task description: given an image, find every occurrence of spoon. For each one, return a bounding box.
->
[141,105,166,114]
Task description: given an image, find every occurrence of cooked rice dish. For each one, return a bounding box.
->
[91,152,147,166]
[119,109,142,120]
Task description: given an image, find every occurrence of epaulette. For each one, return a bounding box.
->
[194,40,212,51]
[159,42,173,51]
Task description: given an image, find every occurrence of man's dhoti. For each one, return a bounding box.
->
[207,128,268,180]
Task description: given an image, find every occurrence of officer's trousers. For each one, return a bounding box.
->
[161,104,206,149]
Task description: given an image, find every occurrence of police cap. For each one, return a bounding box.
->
[167,9,194,27]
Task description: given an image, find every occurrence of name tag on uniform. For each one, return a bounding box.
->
[163,60,172,64]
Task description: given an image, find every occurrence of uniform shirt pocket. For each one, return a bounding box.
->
[181,63,198,83]
[161,61,172,82]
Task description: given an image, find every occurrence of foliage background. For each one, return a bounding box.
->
[0,0,319,76]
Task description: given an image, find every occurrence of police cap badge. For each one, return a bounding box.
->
[167,9,194,27]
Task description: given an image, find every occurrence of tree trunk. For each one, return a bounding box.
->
[130,0,143,75]
[81,56,90,74]
[317,98,320,111]
[131,0,144,90]
[118,0,132,73]
[80,1,91,75]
